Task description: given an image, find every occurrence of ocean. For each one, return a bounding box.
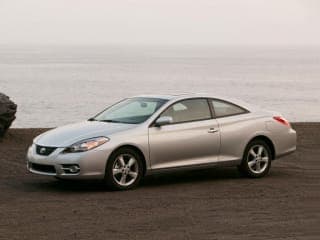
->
[0,45,319,127]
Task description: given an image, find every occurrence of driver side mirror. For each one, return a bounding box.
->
[154,116,173,127]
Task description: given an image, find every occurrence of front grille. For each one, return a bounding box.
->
[30,163,56,173]
[36,145,57,156]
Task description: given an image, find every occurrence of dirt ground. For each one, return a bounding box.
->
[0,123,319,240]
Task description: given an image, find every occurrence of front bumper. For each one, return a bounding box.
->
[27,144,112,179]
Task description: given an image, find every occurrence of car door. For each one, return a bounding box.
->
[210,98,251,162]
[148,98,220,170]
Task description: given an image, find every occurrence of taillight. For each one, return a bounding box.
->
[273,116,291,128]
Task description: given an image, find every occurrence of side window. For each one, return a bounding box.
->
[212,99,247,117]
[160,99,211,124]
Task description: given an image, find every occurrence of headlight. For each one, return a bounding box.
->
[63,137,109,153]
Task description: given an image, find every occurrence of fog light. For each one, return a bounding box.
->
[61,164,80,174]
[69,165,80,173]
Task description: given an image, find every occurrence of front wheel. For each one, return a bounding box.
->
[238,140,272,178]
[105,148,143,190]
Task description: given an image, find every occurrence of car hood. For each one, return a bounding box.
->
[34,121,137,147]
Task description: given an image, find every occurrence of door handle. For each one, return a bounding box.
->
[208,128,219,133]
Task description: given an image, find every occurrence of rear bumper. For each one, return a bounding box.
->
[275,148,296,160]
[274,128,297,159]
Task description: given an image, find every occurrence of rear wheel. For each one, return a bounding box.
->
[238,140,271,178]
[105,147,143,190]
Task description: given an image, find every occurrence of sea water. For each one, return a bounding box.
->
[1,45,319,127]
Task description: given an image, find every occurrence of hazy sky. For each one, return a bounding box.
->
[0,0,319,46]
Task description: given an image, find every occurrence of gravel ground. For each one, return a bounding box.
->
[0,123,319,240]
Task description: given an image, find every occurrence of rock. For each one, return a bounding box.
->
[0,93,17,137]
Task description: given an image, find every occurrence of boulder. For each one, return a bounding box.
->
[0,93,17,137]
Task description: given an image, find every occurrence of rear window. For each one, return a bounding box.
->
[211,99,248,117]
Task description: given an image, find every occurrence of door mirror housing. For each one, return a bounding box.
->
[154,116,173,127]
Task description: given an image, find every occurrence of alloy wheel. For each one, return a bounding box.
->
[112,154,139,187]
[247,145,269,174]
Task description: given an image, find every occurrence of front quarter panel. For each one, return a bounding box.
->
[105,125,150,169]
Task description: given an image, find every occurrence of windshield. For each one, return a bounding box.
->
[93,97,168,124]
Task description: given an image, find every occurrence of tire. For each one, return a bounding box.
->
[238,140,272,178]
[104,147,144,190]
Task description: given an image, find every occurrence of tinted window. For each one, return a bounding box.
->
[212,99,247,117]
[94,97,167,124]
[160,99,211,123]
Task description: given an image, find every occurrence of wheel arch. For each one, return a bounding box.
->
[107,144,147,176]
[246,135,276,160]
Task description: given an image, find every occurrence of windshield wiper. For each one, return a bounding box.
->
[88,118,120,123]
[99,119,123,123]
[99,119,138,124]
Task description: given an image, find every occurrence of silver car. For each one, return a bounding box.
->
[27,94,296,190]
